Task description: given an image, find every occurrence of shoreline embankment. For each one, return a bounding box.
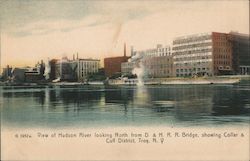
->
[0,75,249,86]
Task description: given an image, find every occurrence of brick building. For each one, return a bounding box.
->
[49,59,59,81]
[229,32,250,75]
[121,44,172,77]
[104,43,130,77]
[212,32,233,75]
[172,32,233,77]
[104,56,130,77]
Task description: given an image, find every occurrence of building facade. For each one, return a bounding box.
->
[121,44,172,77]
[1,65,12,81]
[212,32,233,75]
[121,61,137,76]
[49,59,59,81]
[76,59,100,82]
[12,68,28,82]
[24,61,45,82]
[141,55,173,78]
[54,57,99,82]
[229,32,250,75]
[172,32,233,77]
[55,57,77,81]
[104,56,130,77]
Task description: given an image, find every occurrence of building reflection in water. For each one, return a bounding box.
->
[1,83,250,127]
[212,85,250,116]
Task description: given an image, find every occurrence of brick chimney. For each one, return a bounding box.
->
[124,43,126,57]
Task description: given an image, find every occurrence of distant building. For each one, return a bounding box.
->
[104,56,130,77]
[141,55,173,78]
[55,57,77,81]
[24,61,45,82]
[121,61,137,76]
[49,59,59,81]
[53,56,100,82]
[25,70,43,82]
[76,59,100,82]
[172,32,233,77]
[229,32,250,75]
[1,65,12,81]
[12,68,29,82]
[104,43,130,77]
[121,44,172,77]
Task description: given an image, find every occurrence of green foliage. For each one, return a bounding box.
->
[88,69,106,81]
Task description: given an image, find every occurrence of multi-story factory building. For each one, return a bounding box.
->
[172,32,233,77]
[76,59,100,82]
[229,32,250,75]
[121,44,172,77]
[104,43,130,77]
[54,56,100,82]
[141,55,173,78]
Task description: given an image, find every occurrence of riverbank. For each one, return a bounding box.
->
[108,75,250,85]
[0,75,249,86]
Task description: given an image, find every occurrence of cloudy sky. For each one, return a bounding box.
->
[0,0,249,69]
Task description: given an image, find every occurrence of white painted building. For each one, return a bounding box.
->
[172,33,213,77]
[121,44,171,75]
[54,57,100,82]
[76,59,100,82]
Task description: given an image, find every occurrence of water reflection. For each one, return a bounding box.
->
[133,86,150,107]
[1,83,250,127]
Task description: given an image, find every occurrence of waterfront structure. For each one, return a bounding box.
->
[1,65,12,81]
[55,57,77,81]
[121,44,172,77]
[12,68,29,82]
[54,56,100,82]
[121,61,137,76]
[104,56,130,77]
[229,32,250,75]
[141,55,173,78]
[104,43,130,77]
[24,61,45,82]
[49,59,59,81]
[172,32,233,77]
[76,58,100,82]
[132,44,171,57]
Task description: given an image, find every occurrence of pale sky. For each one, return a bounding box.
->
[0,0,249,69]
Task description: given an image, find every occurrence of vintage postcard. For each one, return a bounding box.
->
[0,0,249,160]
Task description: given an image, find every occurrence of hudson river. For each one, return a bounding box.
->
[1,81,250,128]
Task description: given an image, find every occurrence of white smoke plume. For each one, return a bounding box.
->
[44,58,51,80]
[132,61,145,86]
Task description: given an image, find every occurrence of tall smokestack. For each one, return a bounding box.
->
[77,52,78,59]
[124,43,126,57]
[73,54,75,60]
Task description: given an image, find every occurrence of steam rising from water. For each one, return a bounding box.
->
[44,58,51,80]
[132,61,145,86]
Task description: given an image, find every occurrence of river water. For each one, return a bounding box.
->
[1,81,250,128]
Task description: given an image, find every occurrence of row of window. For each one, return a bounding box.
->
[175,56,210,61]
[147,64,172,69]
[81,70,97,78]
[213,35,228,41]
[214,54,230,59]
[173,35,211,45]
[213,42,230,46]
[175,61,211,66]
[214,61,230,65]
[173,42,212,51]
[213,48,231,53]
[176,67,210,73]
[173,48,212,56]
[148,70,171,75]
